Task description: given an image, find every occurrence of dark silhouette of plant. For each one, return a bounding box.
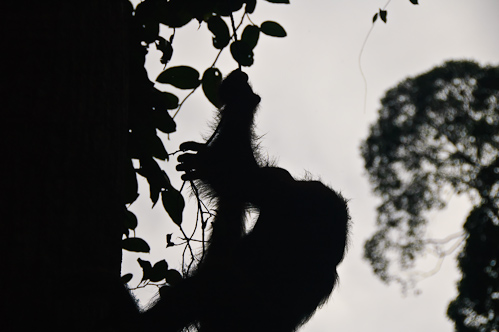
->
[121,0,290,288]
[362,60,498,331]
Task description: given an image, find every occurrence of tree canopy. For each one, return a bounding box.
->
[362,60,498,331]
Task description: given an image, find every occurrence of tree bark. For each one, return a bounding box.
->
[2,1,136,330]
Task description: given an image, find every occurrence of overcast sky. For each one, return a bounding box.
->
[123,1,499,331]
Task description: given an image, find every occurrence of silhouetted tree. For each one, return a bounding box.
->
[362,60,498,332]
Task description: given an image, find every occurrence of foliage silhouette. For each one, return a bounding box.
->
[122,0,289,286]
[362,60,498,331]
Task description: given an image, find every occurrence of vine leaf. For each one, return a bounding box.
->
[137,158,171,205]
[202,67,223,107]
[157,66,200,89]
[138,258,153,281]
[260,21,287,37]
[245,0,256,13]
[123,238,151,253]
[150,181,161,207]
[162,186,185,226]
[156,2,192,28]
[410,0,418,4]
[152,90,179,110]
[150,135,168,160]
[124,159,138,205]
[121,273,133,284]
[207,16,230,49]
[124,209,138,231]
[166,233,175,247]
[149,260,169,282]
[373,13,379,23]
[241,25,260,49]
[165,269,183,286]
[156,37,173,65]
[134,1,160,44]
[153,110,176,134]
[380,9,387,23]
[230,41,254,67]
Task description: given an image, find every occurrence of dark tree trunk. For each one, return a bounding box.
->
[2,1,136,331]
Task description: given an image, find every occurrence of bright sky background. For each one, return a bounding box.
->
[123,1,499,331]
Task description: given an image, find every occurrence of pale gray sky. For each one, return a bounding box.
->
[123,1,499,331]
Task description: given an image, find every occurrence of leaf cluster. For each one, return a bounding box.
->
[372,0,418,24]
[447,205,499,332]
[121,0,288,287]
[362,60,498,329]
